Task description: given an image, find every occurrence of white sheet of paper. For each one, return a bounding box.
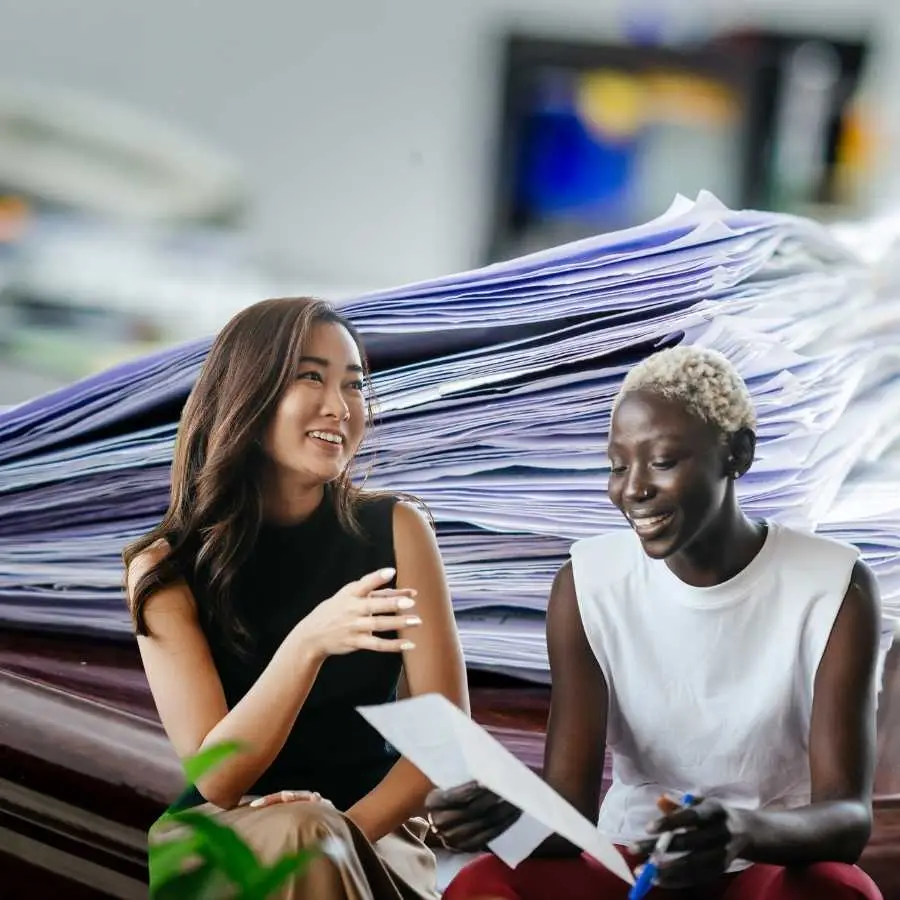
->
[357,693,633,885]
[488,812,554,867]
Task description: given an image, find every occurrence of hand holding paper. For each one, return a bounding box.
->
[357,693,634,885]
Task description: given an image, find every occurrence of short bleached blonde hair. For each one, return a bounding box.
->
[613,346,757,434]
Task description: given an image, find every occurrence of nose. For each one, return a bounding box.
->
[320,382,350,421]
[622,465,655,503]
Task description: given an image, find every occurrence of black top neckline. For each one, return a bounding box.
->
[259,484,333,537]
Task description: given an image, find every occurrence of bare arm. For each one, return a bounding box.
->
[345,502,470,842]
[533,560,610,856]
[652,559,882,881]
[131,545,411,811]
[130,545,323,810]
[740,560,881,865]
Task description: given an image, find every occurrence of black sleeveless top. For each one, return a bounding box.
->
[175,489,402,812]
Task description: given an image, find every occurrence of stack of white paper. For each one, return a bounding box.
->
[1,192,897,679]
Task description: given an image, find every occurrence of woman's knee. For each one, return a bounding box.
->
[443,852,632,900]
[236,800,354,862]
[791,862,883,899]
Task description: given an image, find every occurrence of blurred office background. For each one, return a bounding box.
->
[0,0,896,404]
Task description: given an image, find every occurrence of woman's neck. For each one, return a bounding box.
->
[666,502,767,588]
[263,478,325,526]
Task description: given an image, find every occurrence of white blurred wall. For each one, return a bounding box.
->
[0,0,897,292]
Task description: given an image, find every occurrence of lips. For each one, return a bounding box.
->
[627,510,675,539]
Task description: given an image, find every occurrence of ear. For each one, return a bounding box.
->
[725,428,756,480]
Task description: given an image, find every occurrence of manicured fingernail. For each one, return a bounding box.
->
[397,597,416,610]
[250,798,265,808]
[405,616,422,626]
[401,641,416,650]
[379,567,396,578]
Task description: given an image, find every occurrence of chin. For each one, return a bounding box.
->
[633,523,686,560]
[280,455,346,486]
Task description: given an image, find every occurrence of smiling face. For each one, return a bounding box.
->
[607,390,733,560]
[261,321,367,488]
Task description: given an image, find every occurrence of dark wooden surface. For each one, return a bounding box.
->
[0,629,898,897]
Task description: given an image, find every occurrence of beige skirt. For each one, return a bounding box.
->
[150,800,439,900]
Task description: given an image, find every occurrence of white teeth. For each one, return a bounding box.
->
[309,430,343,445]
[630,513,672,528]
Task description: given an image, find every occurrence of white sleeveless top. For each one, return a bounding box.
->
[570,521,858,854]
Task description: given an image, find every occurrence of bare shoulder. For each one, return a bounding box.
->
[547,559,584,639]
[393,499,437,543]
[552,559,575,590]
[847,558,880,604]
[127,538,170,581]
[126,538,197,623]
[834,558,881,638]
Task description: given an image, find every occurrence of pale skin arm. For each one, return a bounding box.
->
[130,547,410,810]
[345,502,470,842]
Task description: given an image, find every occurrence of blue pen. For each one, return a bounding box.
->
[628,793,696,900]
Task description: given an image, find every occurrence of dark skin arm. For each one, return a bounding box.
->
[637,560,881,887]
[424,562,610,857]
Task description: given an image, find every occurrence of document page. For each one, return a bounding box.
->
[358,693,633,884]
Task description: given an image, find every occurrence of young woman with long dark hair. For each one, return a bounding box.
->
[126,297,468,900]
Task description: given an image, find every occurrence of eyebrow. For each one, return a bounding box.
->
[607,435,686,451]
[297,355,364,373]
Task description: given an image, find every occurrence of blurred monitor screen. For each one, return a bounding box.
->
[488,32,870,261]
[489,37,752,260]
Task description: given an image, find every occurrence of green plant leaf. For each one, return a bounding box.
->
[241,848,320,899]
[151,861,227,900]
[149,834,202,888]
[181,741,246,785]
[167,810,261,888]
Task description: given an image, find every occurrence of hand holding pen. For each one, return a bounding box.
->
[628,793,752,896]
[628,793,696,900]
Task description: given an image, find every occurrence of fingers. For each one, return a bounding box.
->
[249,790,321,808]
[362,591,417,615]
[440,807,522,852]
[437,799,521,851]
[426,782,484,810]
[656,847,728,889]
[663,822,729,855]
[354,634,417,653]
[427,787,521,852]
[627,837,657,859]
[649,798,719,835]
[358,613,422,633]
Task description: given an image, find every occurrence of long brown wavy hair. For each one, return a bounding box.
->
[123,297,377,652]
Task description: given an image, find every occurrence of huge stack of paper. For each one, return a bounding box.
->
[1,192,897,680]
[815,214,900,643]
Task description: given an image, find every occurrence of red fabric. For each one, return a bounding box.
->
[441,848,883,900]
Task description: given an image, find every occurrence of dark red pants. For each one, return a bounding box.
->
[441,848,883,900]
